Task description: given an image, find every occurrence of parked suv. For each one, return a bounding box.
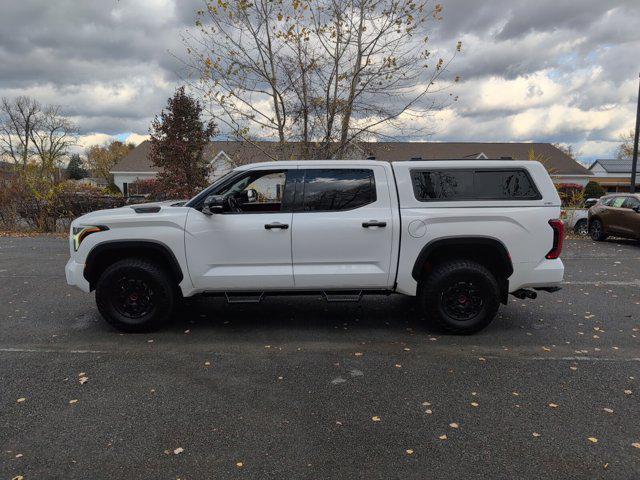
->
[66,160,564,334]
[589,193,640,241]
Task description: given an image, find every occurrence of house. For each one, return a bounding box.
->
[110,141,593,196]
[588,159,640,193]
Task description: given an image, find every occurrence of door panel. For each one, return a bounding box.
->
[185,210,293,290]
[291,166,394,289]
[606,197,627,234]
[184,168,295,291]
[621,197,640,237]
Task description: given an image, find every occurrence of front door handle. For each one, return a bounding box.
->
[362,221,387,228]
[265,222,289,230]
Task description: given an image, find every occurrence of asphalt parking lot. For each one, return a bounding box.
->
[1,236,639,479]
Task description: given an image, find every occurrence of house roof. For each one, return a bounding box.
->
[111,141,592,176]
[589,158,635,173]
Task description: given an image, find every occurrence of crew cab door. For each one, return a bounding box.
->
[184,168,296,291]
[291,166,395,289]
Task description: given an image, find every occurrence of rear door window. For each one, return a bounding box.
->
[622,197,640,209]
[302,169,376,211]
[612,197,626,208]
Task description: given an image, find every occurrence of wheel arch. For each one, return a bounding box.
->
[84,240,184,291]
[412,237,513,304]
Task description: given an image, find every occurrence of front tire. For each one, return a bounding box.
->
[589,219,607,241]
[419,260,500,334]
[95,258,176,332]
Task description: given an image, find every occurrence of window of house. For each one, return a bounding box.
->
[411,169,540,201]
[302,169,376,211]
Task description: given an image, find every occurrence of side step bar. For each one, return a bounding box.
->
[219,289,388,303]
[224,292,264,304]
[322,291,363,303]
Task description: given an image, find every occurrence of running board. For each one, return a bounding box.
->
[224,292,264,304]
[322,291,363,303]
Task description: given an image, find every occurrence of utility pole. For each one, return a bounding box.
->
[631,73,640,193]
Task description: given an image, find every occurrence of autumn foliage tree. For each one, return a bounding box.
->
[85,140,134,186]
[148,87,217,198]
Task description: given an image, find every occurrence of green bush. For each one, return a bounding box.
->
[583,181,605,199]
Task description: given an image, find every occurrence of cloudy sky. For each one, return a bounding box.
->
[1,0,638,164]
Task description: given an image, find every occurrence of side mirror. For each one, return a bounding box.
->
[202,195,226,215]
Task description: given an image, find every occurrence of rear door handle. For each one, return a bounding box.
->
[362,221,387,228]
[265,222,289,230]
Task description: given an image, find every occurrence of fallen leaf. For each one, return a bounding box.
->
[449,422,459,429]
[588,437,598,443]
[79,376,89,385]
[405,449,414,455]
[548,403,559,408]
[470,402,479,407]
[204,361,211,366]
[394,364,402,368]
[12,476,24,480]
[632,443,640,449]
[542,346,551,352]
[438,434,447,440]
[354,352,363,357]
[371,416,381,422]
[16,397,26,403]
[173,447,184,455]
[236,462,244,468]
[425,409,433,414]
[532,432,541,437]
[69,399,78,405]
[603,408,614,413]
[570,366,578,371]
[624,390,632,395]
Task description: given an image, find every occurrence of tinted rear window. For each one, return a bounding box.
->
[303,169,376,211]
[411,169,540,201]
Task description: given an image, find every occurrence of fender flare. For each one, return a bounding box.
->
[83,240,184,285]
[411,236,513,281]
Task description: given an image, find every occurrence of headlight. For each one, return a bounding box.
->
[72,225,109,251]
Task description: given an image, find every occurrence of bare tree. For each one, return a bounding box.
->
[616,130,634,159]
[184,0,460,159]
[30,105,78,175]
[0,96,41,169]
[0,96,77,176]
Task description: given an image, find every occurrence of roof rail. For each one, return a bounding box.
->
[410,156,423,161]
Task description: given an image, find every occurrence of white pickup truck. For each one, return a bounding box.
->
[66,160,564,334]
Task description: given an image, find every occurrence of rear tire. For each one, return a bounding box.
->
[589,219,607,241]
[95,258,176,332]
[419,260,500,335]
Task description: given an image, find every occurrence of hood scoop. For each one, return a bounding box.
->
[131,205,162,214]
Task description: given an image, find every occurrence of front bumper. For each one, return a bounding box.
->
[65,258,91,293]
